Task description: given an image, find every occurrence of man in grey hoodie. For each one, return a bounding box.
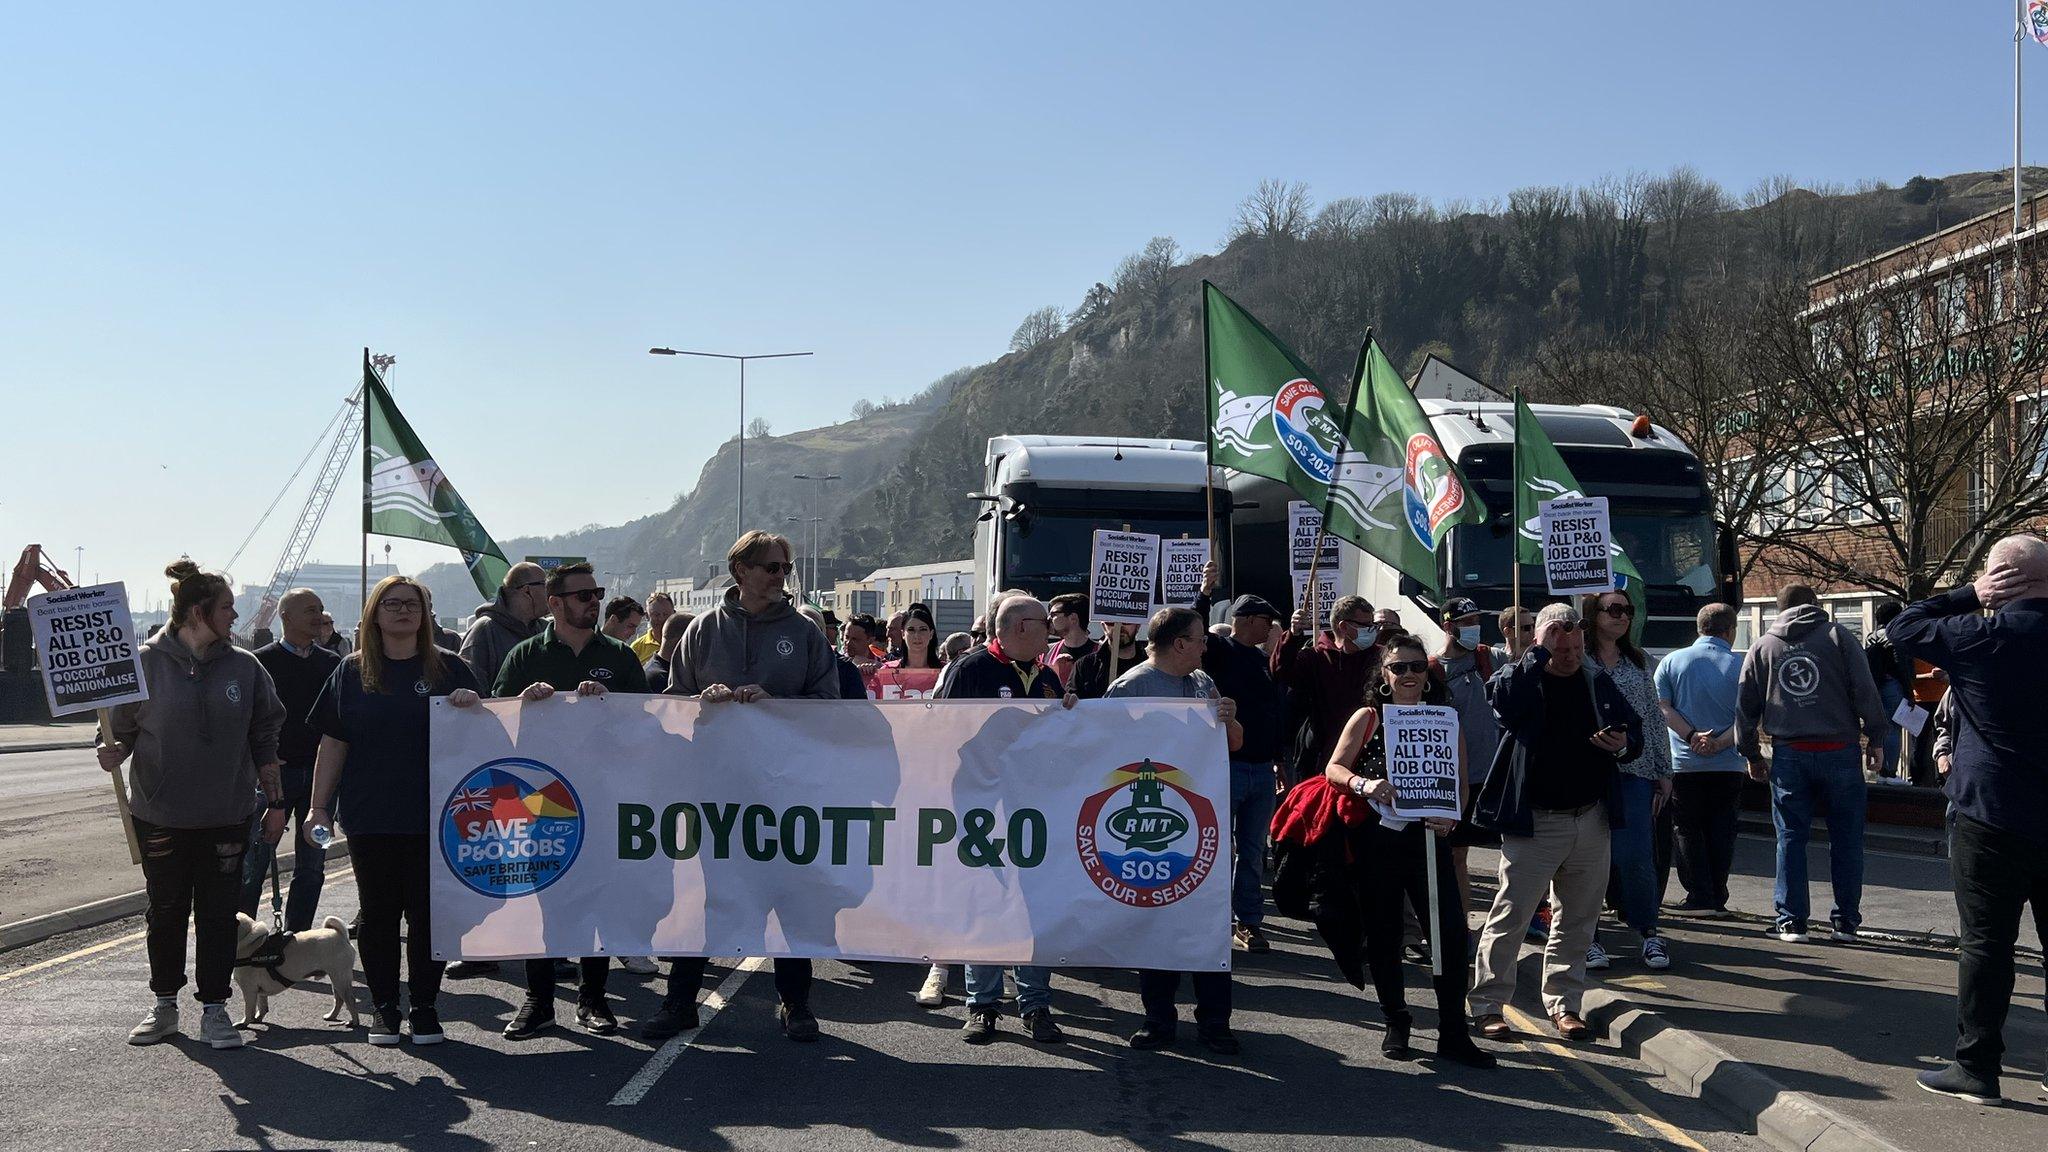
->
[1736,583,1889,942]
[458,561,547,690]
[652,530,838,1044]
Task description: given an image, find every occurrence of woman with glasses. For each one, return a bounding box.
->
[1316,634,1495,1068]
[1578,590,1675,972]
[307,575,483,1045]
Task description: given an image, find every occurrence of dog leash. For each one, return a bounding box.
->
[268,852,285,933]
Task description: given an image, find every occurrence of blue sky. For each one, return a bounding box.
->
[2,1,2036,609]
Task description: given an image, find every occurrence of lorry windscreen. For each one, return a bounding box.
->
[1446,508,1718,595]
[1002,509,1216,590]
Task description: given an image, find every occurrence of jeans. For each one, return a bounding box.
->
[1949,812,2048,1077]
[134,816,248,1005]
[964,965,1051,1013]
[1137,969,1231,1031]
[239,774,324,931]
[349,833,442,1011]
[1672,771,1746,909]
[525,957,611,1007]
[1876,681,1906,779]
[1471,804,1611,1019]
[1608,775,1661,936]
[1229,760,1277,926]
[1768,745,1866,930]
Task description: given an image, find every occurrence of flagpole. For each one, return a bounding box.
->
[2019,0,2027,236]
[1511,386,1523,633]
[361,349,372,631]
[1202,287,1219,557]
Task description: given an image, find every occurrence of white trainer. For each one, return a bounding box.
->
[200,1004,245,1050]
[916,965,949,1007]
[127,999,181,1045]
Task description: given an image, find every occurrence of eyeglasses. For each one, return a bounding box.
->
[556,587,606,604]
[379,600,423,615]
[751,562,794,575]
[1341,617,1375,629]
[1384,660,1428,675]
[514,580,545,592]
[970,631,987,640]
[1515,623,1535,634]
[1599,603,1635,619]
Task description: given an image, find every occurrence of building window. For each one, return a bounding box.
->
[1989,258,2009,321]
[1809,316,1839,367]
[2023,396,2048,479]
[1861,311,1883,360]
[1938,275,1970,334]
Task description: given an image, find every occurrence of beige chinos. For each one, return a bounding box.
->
[1469,803,1613,1020]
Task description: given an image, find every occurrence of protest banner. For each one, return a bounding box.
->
[1538,495,1615,596]
[1159,538,1211,609]
[1089,529,1160,626]
[1288,501,1340,623]
[430,697,1230,969]
[1380,704,1463,821]
[27,582,148,717]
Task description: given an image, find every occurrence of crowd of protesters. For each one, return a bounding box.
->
[93,531,2043,1103]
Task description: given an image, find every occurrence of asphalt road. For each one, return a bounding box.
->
[0,746,104,803]
[0,866,1764,1152]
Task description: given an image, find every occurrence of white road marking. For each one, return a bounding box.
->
[608,956,767,1107]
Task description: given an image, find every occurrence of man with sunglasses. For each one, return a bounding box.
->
[656,530,840,1043]
[491,561,649,1040]
[459,561,548,691]
[1470,602,1642,1043]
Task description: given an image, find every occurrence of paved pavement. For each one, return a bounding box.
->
[1,865,1760,1152]
[0,720,96,754]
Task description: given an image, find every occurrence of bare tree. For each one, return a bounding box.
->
[1751,233,2048,599]
[850,398,875,419]
[1111,236,1182,298]
[1009,305,1066,353]
[747,415,772,439]
[1230,179,1313,242]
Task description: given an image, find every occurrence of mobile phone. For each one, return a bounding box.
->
[1597,724,1624,738]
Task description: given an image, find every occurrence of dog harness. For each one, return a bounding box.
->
[234,931,299,989]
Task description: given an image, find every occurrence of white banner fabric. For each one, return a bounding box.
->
[430,697,1231,970]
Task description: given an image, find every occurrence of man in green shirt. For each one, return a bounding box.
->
[491,562,648,1042]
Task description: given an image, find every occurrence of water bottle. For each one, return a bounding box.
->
[307,823,335,849]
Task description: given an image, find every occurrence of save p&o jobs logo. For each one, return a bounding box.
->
[440,757,584,898]
[1076,759,1220,908]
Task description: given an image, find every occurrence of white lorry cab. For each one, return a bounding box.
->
[969,436,1232,622]
[1225,401,1742,658]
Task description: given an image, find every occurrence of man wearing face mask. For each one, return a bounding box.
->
[1433,599,1501,792]
[1272,595,1383,789]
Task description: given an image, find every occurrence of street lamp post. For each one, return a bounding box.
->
[648,347,814,534]
[792,472,840,597]
[786,516,822,598]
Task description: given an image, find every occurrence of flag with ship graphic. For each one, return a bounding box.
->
[362,350,510,598]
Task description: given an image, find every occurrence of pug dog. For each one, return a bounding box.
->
[232,913,359,1029]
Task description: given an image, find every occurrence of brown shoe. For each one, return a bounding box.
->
[1475,1013,1511,1040]
[1552,1012,1591,1041]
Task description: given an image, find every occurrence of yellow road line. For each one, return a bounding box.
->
[1502,1004,1712,1152]
[0,930,149,984]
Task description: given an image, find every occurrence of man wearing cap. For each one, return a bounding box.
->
[1197,562,1287,952]
[1435,598,1502,792]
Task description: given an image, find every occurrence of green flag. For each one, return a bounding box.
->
[1511,391,1644,638]
[362,350,510,599]
[1204,282,1483,592]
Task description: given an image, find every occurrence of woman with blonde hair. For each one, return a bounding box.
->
[307,575,482,1045]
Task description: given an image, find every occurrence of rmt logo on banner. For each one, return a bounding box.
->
[441,758,586,898]
[1076,759,1220,907]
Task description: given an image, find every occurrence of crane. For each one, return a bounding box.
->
[2,545,77,609]
[244,384,365,634]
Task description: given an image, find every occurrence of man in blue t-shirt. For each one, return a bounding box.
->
[1653,603,1746,914]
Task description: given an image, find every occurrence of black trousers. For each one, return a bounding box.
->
[1949,812,2048,1077]
[526,957,611,1006]
[666,956,811,1007]
[1137,969,1231,1030]
[348,833,443,1011]
[134,816,248,1004]
[1672,772,1747,910]
[1332,820,1469,1030]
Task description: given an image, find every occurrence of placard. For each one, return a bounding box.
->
[1538,496,1614,596]
[1089,529,1161,626]
[1380,704,1463,821]
[27,582,149,717]
[1159,538,1211,609]
[1288,501,1340,623]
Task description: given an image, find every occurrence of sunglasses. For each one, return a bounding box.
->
[752,562,794,575]
[514,580,546,591]
[1599,604,1635,619]
[1340,617,1375,629]
[556,587,606,604]
[1384,660,1428,675]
